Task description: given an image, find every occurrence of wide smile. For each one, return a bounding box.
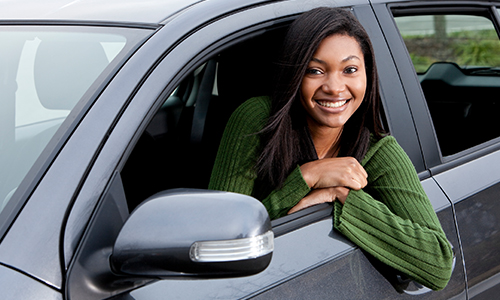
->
[316,99,349,109]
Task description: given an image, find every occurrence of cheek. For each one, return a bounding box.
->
[300,77,318,101]
[352,81,366,114]
[300,80,310,100]
[351,76,367,100]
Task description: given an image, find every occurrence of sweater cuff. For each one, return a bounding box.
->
[333,189,362,230]
[265,165,311,219]
[284,165,311,193]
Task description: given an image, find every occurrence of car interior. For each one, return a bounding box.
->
[419,62,500,156]
[121,26,287,211]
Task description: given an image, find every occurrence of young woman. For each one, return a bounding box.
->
[209,7,453,291]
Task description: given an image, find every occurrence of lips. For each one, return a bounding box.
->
[316,99,349,108]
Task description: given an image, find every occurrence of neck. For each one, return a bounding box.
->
[307,119,342,159]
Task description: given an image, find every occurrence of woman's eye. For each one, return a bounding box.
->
[344,66,358,74]
[306,68,322,75]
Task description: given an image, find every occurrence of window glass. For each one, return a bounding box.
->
[395,13,500,156]
[396,14,500,73]
[0,26,144,213]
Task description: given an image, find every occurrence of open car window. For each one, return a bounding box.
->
[120,14,387,231]
[121,26,286,212]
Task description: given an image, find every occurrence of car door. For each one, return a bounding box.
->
[374,0,500,299]
[63,0,464,299]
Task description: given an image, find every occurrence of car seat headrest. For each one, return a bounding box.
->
[34,40,109,110]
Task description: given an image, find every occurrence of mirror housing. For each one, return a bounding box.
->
[110,189,273,278]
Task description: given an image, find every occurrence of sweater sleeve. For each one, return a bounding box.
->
[208,97,310,219]
[333,136,453,290]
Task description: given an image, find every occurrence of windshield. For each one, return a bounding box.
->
[0,26,148,214]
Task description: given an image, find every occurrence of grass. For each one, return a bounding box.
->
[401,29,500,73]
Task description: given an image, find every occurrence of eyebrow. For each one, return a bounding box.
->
[311,55,361,64]
[342,55,361,62]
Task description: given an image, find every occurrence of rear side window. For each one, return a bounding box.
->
[395,12,500,156]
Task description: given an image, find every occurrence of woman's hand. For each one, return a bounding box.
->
[289,157,366,215]
[300,157,367,190]
[288,186,350,215]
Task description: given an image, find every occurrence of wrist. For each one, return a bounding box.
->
[300,161,317,188]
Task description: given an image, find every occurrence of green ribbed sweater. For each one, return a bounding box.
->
[208,96,453,290]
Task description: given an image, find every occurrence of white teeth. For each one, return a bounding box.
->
[317,100,347,108]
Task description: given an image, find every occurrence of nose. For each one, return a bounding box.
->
[321,73,345,95]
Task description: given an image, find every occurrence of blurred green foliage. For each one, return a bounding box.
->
[409,53,435,73]
[402,29,500,73]
[451,30,500,67]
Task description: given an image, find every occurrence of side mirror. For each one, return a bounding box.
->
[110,189,273,278]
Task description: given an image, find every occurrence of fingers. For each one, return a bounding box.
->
[334,157,367,189]
[287,202,306,215]
[287,187,350,215]
[348,172,367,190]
[341,157,367,190]
[287,189,332,215]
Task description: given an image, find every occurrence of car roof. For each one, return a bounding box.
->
[4,0,499,25]
[373,0,500,4]
[0,0,206,25]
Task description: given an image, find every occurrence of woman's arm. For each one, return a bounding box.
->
[333,136,453,291]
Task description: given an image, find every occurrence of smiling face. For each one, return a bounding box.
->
[300,34,367,136]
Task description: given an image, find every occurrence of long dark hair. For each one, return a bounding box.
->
[255,7,386,193]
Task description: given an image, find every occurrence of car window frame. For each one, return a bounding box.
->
[114,2,413,238]
[94,2,377,239]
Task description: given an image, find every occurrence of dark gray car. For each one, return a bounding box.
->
[1,0,500,299]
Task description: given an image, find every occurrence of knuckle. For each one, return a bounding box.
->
[347,157,358,164]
